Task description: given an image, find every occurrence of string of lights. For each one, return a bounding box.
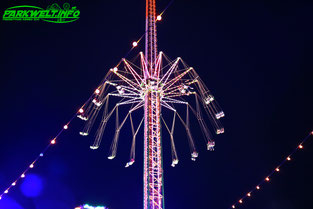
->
[230,131,313,209]
[0,5,170,201]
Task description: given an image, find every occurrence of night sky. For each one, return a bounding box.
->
[1,0,313,209]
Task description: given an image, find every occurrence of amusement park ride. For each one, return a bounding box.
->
[0,1,225,208]
[76,0,225,208]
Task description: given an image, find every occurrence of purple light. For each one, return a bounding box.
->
[20,173,43,197]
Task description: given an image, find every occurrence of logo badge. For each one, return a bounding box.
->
[2,3,80,23]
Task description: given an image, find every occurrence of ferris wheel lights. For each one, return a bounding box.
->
[299,144,303,149]
[287,156,291,161]
[156,15,162,21]
[64,124,69,130]
[265,177,270,182]
[256,185,260,190]
[79,108,84,113]
[247,192,251,197]
[21,173,25,178]
[132,41,138,47]
[239,199,243,204]
[113,67,118,72]
[275,167,280,172]
[29,164,34,168]
[4,190,8,194]
[12,182,16,186]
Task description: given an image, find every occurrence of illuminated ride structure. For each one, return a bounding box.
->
[78,0,225,209]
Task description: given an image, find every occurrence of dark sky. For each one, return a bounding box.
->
[1,0,313,209]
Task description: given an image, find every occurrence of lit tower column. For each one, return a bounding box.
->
[143,0,164,209]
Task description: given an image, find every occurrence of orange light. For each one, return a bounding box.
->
[247,192,251,197]
[287,156,291,161]
[79,108,84,113]
[132,41,138,47]
[64,124,68,130]
[299,144,303,149]
[95,89,100,94]
[157,15,162,21]
[256,185,260,190]
[51,139,56,144]
[275,167,280,172]
[239,199,243,204]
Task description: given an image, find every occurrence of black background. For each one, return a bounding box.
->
[0,0,313,209]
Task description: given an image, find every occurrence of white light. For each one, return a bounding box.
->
[64,124,68,130]
[40,153,44,157]
[79,108,84,113]
[29,164,34,168]
[4,190,8,194]
[12,182,16,186]
[21,173,25,178]
[51,139,56,144]
[132,41,138,47]
[95,89,100,94]
[157,15,162,21]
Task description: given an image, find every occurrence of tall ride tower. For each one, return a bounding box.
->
[143,0,163,208]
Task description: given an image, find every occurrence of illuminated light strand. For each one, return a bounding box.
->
[0,2,176,200]
[0,92,97,200]
[230,131,313,209]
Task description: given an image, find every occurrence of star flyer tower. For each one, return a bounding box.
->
[143,0,163,208]
[0,0,225,207]
[76,0,224,208]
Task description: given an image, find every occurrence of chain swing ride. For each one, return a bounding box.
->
[0,1,225,208]
[76,0,225,208]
